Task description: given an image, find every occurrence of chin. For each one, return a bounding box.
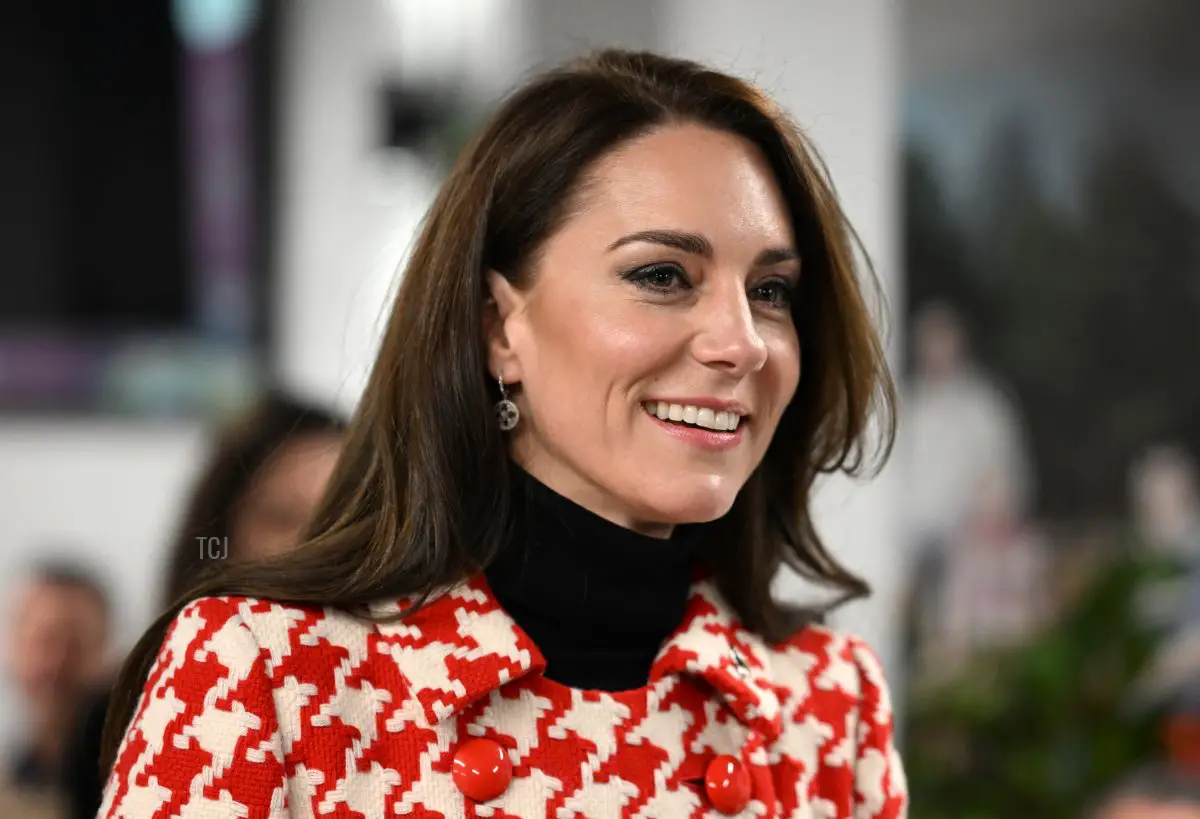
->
[636,477,741,526]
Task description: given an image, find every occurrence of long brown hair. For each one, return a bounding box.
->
[102,49,895,771]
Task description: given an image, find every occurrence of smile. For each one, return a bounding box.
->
[641,401,746,432]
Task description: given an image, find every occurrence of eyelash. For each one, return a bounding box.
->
[621,263,796,309]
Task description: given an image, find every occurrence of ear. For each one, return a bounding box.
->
[483,270,527,384]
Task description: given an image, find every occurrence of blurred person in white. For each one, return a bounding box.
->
[1129,446,1200,732]
[904,301,1033,551]
[0,561,110,818]
[1132,446,1200,559]
[901,301,1035,682]
[1090,765,1200,819]
[924,468,1051,679]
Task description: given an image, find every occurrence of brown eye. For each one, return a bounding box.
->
[622,263,691,293]
[751,279,794,309]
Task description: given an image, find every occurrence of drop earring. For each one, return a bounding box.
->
[495,374,520,431]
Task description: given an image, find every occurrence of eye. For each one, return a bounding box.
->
[750,278,795,309]
[622,262,691,294]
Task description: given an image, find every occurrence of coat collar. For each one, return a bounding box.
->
[372,574,783,742]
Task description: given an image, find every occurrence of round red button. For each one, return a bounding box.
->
[452,738,512,803]
[705,754,751,815]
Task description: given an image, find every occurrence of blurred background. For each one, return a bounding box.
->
[0,1,1196,816]
[901,0,1200,815]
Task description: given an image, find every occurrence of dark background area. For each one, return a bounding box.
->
[0,0,279,340]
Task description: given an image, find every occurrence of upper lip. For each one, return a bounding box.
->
[645,397,751,417]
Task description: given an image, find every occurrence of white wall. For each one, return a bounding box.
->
[275,0,527,415]
[0,423,207,746]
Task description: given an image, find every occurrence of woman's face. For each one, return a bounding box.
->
[487,123,801,536]
[231,432,343,559]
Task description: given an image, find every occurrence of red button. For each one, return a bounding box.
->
[452,738,512,803]
[705,754,751,814]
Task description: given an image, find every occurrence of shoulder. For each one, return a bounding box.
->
[156,594,372,681]
[767,625,907,815]
[765,623,898,758]
[172,593,326,624]
[167,594,348,639]
[768,622,890,703]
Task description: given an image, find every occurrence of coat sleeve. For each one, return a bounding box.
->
[850,638,907,819]
[99,597,289,818]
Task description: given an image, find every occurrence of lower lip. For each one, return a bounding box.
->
[644,411,746,451]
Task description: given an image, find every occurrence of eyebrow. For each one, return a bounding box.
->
[606,229,799,267]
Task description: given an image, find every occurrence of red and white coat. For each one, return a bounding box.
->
[100,575,907,818]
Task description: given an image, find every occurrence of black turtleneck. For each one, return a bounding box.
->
[485,465,706,692]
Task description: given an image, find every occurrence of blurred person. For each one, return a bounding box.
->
[98,50,906,818]
[903,301,1034,554]
[61,390,345,819]
[0,561,110,818]
[156,388,349,602]
[1129,446,1200,742]
[1090,765,1200,819]
[925,469,1051,680]
[901,301,1035,685]
[1131,446,1200,559]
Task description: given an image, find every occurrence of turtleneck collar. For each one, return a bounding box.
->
[484,463,707,692]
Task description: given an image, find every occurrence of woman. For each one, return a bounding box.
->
[64,390,345,819]
[99,50,904,817]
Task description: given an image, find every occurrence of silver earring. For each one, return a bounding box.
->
[495,374,520,431]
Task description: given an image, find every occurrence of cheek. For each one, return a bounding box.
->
[521,299,679,404]
[227,510,255,551]
[299,457,339,510]
[765,327,802,411]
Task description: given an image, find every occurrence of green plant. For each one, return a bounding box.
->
[904,548,1180,818]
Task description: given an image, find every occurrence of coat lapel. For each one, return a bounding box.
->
[370,576,546,724]
[649,578,784,743]
[373,574,783,744]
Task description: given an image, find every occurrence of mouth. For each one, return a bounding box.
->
[641,401,748,432]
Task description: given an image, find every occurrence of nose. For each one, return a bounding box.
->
[690,284,768,377]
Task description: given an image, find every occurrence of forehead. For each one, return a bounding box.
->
[572,123,795,247]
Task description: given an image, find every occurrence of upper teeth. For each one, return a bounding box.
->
[643,402,743,432]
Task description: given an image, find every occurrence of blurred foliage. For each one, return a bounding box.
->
[905,118,1200,518]
[904,548,1180,818]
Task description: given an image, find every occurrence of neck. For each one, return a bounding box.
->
[485,463,705,691]
[506,444,675,539]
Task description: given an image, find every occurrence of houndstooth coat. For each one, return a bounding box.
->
[100,575,907,818]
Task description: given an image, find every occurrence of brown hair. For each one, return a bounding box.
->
[102,49,895,771]
[159,388,347,610]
